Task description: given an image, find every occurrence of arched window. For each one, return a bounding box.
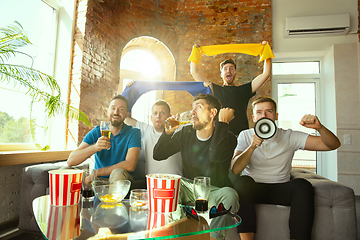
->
[120,48,163,123]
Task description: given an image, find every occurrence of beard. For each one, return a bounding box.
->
[192,116,210,130]
[110,115,124,127]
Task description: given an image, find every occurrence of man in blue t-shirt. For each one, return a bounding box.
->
[67,95,141,184]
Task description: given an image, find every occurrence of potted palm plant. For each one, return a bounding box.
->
[0,21,90,150]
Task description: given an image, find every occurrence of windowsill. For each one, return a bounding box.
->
[0,150,73,167]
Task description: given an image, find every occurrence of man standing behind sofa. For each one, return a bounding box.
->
[125,99,182,175]
[190,41,272,136]
[153,94,239,240]
[67,95,141,184]
[231,97,341,240]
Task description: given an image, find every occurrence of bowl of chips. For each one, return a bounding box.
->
[92,179,131,204]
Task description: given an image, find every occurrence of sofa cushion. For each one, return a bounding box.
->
[219,179,357,240]
[230,169,357,240]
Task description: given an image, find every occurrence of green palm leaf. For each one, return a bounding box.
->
[0,21,31,62]
[0,21,91,150]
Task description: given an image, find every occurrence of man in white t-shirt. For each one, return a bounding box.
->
[231,97,341,240]
[125,100,182,175]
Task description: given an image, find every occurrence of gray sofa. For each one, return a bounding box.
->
[226,169,358,240]
[19,155,357,239]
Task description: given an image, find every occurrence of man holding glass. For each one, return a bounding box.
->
[153,93,239,240]
[67,95,141,184]
[125,99,182,176]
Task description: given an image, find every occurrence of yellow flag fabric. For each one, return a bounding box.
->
[187,43,275,64]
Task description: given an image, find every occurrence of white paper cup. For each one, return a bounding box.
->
[49,169,83,206]
[146,174,181,213]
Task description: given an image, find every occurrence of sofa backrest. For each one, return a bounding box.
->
[134,149,146,180]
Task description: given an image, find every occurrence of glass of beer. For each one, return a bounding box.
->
[193,176,211,212]
[82,168,95,201]
[165,110,192,129]
[100,121,111,149]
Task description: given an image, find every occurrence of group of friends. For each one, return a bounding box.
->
[67,42,341,240]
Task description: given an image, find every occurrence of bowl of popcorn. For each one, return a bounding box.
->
[92,180,131,204]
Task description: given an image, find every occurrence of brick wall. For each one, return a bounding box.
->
[70,0,272,144]
[175,0,272,127]
[69,0,124,145]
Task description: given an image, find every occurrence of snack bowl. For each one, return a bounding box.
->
[91,202,129,230]
[92,179,131,204]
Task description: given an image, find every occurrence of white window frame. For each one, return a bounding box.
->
[272,60,322,172]
[0,0,77,152]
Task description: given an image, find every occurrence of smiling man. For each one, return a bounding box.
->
[231,96,341,240]
[67,95,141,183]
[190,41,272,136]
[153,93,239,240]
[125,100,182,175]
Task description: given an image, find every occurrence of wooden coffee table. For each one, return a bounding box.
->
[32,195,241,240]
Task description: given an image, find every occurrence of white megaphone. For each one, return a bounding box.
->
[254,117,277,140]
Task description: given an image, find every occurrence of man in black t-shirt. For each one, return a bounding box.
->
[153,94,239,239]
[154,94,237,188]
[190,41,272,136]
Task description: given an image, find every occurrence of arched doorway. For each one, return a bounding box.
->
[119,36,176,123]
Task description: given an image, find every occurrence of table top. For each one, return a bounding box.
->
[32,195,241,240]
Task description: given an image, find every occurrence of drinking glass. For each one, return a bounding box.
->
[130,189,148,210]
[193,176,211,212]
[165,110,192,129]
[100,121,111,149]
[82,168,95,201]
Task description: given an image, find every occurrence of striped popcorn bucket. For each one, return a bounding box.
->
[46,203,81,239]
[146,174,181,213]
[147,210,173,238]
[49,169,83,206]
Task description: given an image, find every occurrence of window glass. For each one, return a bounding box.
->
[277,83,317,172]
[273,62,320,75]
[121,49,161,76]
[0,0,56,146]
[120,49,162,124]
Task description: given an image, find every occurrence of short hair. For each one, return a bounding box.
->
[193,93,222,121]
[252,96,277,113]
[220,59,236,71]
[111,95,129,111]
[152,100,171,114]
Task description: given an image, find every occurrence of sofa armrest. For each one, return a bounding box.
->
[290,168,327,180]
[291,168,357,239]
